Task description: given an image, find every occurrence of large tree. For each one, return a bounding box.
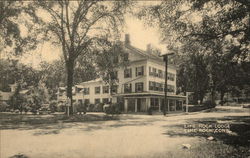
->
[35,0,130,114]
[138,0,249,104]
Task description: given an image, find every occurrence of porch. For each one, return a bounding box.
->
[121,93,186,113]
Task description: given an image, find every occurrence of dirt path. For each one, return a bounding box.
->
[1,106,249,158]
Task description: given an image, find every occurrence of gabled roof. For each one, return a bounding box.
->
[77,78,103,86]
[125,44,162,61]
[124,43,176,69]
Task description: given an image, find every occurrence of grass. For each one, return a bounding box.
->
[0,112,119,130]
[149,141,249,158]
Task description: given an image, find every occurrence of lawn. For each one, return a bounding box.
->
[0,112,118,130]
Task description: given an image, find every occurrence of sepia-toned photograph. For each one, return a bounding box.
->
[0,0,249,158]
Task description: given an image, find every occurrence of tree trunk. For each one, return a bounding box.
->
[220,91,225,106]
[193,92,198,105]
[211,88,216,104]
[66,59,74,115]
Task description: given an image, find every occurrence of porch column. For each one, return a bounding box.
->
[135,99,137,112]
[181,100,184,111]
[167,99,170,112]
[146,98,150,111]
[174,99,177,111]
[159,98,161,112]
[124,98,128,113]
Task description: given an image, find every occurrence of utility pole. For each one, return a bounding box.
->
[162,52,174,116]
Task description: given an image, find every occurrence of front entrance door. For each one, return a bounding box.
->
[137,98,141,112]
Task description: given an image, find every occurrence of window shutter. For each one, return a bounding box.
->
[130,68,132,78]
[142,66,144,75]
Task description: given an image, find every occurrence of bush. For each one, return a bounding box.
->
[49,100,57,113]
[93,103,104,112]
[105,103,121,115]
[76,102,86,113]
[203,100,216,108]
[0,102,10,112]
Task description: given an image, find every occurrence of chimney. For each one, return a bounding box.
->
[125,34,130,45]
[146,44,152,53]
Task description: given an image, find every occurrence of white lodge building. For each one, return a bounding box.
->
[58,34,186,113]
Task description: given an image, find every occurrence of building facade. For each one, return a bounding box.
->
[58,34,186,113]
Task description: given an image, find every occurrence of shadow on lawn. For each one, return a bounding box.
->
[0,113,155,135]
[162,115,250,147]
[0,113,117,130]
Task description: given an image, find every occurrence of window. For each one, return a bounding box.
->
[124,83,132,93]
[95,98,100,104]
[84,99,90,105]
[103,86,109,94]
[153,68,157,77]
[123,53,129,61]
[167,85,175,92]
[111,85,118,94]
[149,67,153,76]
[160,83,164,91]
[135,82,144,92]
[103,98,109,104]
[76,88,82,93]
[124,68,132,78]
[158,70,163,78]
[149,81,165,92]
[155,82,160,91]
[136,66,144,76]
[95,86,100,94]
[111,71,118,80]
[83,88,89,95]
[78,100,83,104]
[168,73,175,81]
[149,81,155,90]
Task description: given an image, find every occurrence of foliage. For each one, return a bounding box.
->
[9,84,26,111]
[96,42,129,97]
[49,100,57,113]
[29,82,50,111]
[104,103,122,115]
[0,101,10,112]
[203,100,216,108]
[73,54,98,84]
[0,59,41,92]
[138,0,250,103]
[0,1,40,56]
[75,102,86,113]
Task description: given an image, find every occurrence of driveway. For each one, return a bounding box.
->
[1,106,249,158]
